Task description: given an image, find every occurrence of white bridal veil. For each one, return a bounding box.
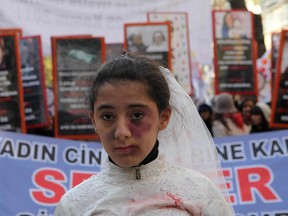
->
[158,66,233,211]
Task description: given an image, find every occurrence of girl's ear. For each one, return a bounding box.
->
[89,111,98,134]
[89,111,96,127]
[159,107,172,130]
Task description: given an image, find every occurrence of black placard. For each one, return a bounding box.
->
[52,36,105,139]
[212,10,257,95]
[215,39,255,93]
[271,30,288,128]
[0,33,26,132]
[20,36,49,128]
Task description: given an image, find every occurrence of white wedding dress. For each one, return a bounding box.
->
[54,155,233,216]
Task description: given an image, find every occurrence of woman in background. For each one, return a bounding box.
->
[212,93,249,137]
[250,102,272,133]
[198,103,214,136]
[240,97,256,133]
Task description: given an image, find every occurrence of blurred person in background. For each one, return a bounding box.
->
[240,97,256,133]
[212,92,249,137]
[198,103,214,136]
[250,102,272,133]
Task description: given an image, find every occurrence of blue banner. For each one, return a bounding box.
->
[0,130,102,216]
[214,130,288,216]
[1,129,288,215]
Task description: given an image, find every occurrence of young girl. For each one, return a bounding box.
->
[54,54,234,215]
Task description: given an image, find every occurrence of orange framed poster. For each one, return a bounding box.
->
[0,33,26,133]
[124,22,172,70]
[212,10,258,95]
[20,35,49,129]
[0,28,23,37]
[270,30,288,128]
[147,12,193,96]
[52,35,105,140]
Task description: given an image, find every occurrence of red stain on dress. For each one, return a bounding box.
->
[166,192,183,208]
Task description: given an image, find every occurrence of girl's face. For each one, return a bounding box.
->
[242,100,254,118]
[89,80,171,168]
[251,114,262,126]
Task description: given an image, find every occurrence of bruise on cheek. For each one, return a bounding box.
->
[129,121,152,138]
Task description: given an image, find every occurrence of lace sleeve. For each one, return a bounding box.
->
[202,179,234,216]
[54,199,71,216]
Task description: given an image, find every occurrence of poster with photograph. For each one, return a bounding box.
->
[271,30,288,128]
[20,36,49,129]
[147,12,193,95]
[124,22,172,69]
[212,10,257,95]
[106,43,123,61]
[52,36,105,139]
[0,33,26,132]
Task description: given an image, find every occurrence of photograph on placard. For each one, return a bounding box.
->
[214,11,252,39]
[146,30,168,52]
[126,27,147,54]
[124,22,171,69]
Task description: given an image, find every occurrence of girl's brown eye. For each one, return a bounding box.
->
[132,112,143,120]
[102,113,113,121]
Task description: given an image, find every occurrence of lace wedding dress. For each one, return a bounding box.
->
[54,155,233,216]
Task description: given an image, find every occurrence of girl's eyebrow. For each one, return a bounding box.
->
[127,103,149,109]
[95,104,113,111]
[96,103,149,111]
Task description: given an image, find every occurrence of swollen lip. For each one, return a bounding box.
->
[115,146,137,154]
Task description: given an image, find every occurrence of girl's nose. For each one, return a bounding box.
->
[114,119,131,141]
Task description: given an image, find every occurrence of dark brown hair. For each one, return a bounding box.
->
[88,53,170,113]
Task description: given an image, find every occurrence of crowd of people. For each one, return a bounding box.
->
[197,92,276,138]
